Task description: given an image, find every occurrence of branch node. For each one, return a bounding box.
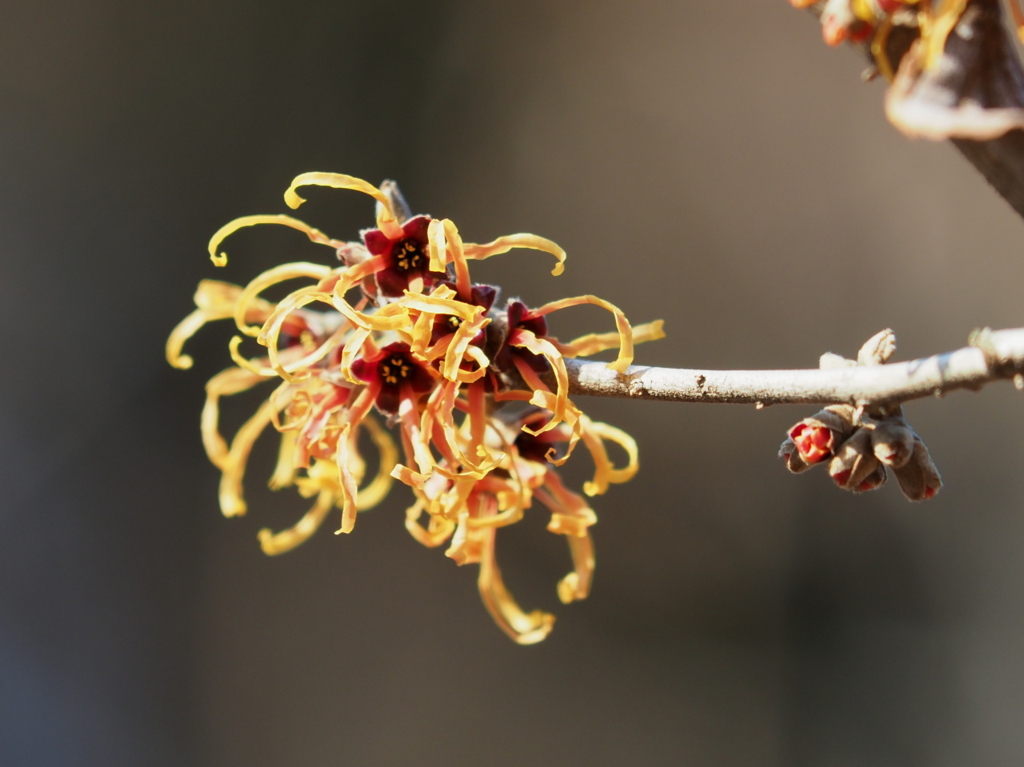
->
[626,377,646,398]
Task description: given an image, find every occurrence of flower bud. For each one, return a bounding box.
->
[779,436,814,474]
[828,428,880,491]
[787,405,857,465]
[855,463,888,493]
[892,439,942,501]
[857,329,896,366]
[870,417,916,468]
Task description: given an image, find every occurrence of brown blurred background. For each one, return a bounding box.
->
[4,1,1024,765]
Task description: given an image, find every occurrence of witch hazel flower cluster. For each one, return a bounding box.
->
[168,172,664,644]
[779,329,942,501]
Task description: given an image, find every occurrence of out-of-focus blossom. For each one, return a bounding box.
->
[789,0,1024,139]
[169,172,664,643]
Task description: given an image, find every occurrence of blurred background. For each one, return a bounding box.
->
[4,1,1024,765]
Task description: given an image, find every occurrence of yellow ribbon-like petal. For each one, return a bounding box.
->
[208,214,334,267]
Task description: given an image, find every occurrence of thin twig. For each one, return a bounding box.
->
[566,328,1024,407]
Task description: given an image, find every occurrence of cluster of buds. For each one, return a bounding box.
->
[788,0,1024,140]
[167,172,664,643]
[779,330,942,501]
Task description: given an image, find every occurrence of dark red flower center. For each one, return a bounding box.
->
[392,237,427,273]
[379,353,416,386]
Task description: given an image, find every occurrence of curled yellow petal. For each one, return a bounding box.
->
[333,424,360,534]
[218,397,278,518]
[330,292,411,333]
[258,489,335,556]
[208,214,334,267]
[167,281,254,369]
[581,417,639,493]
[557,534,594,604]
[233,262,331,337]
[427,217,447,273]
[283,172,401,239]
[392,463,428,491]
[541,471,597,540]
[463,233,566,276]
[443,219,472,295]
[260,288,335,382]
[167,308,209,370]
[339,327,373,383]
[477,527,555,645]
[227,335,276,377]
[441,313,489,382]
[405,499,457,547]
[445,511,482,565]
[201,367,269,468]
[354,416,398,509]
[268,430,298,490]
[565,319,665,359]
[535,295,634,373]
[513,335,570,432]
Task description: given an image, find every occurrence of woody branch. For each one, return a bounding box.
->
[565,327,1024,408]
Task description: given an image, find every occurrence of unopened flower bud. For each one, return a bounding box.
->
[787,405,857,465]
[855,463,888,493]
[779,436,814,474]
[828,428,880,491]
[892,439,942,501]
[870,417,916,468]
[857,329,897,366]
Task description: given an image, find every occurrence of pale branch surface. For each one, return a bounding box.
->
[565,328,1024,407]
